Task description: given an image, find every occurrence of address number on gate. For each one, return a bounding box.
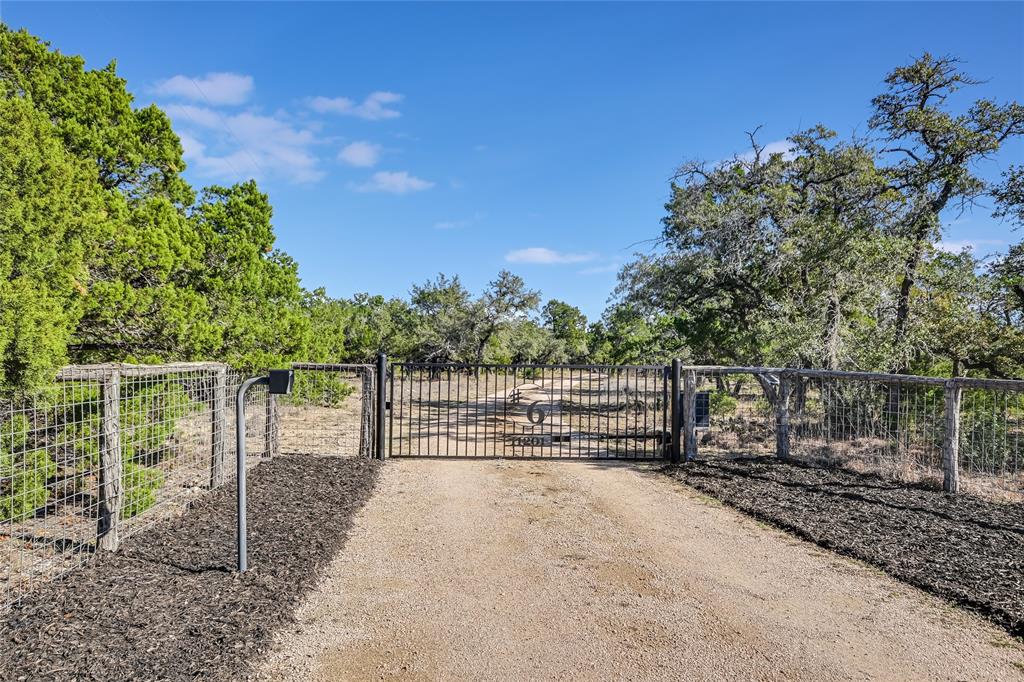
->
[509,434,552,447]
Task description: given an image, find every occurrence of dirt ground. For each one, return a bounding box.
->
[259,459,1024,681]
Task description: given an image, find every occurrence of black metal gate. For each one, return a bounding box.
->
[386,363,669,459]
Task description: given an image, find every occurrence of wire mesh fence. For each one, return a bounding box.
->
[689,369,776,458]
[278,364,374,457]
[676,368,1024,502]
[3,357,1022,609]
[0,363,274,608]
[788,374,946,482]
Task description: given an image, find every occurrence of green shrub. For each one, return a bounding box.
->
[288,373,355,407]
[48,379,197,519]
[121,461,164,519]
[710,391,738,416]
[1,414,56,522]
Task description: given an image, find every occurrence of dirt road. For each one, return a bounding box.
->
[259,459,1023,681]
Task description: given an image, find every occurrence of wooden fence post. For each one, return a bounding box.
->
[359,368,374,457]
[775,373,792,461]
[264,392,278,459]
[209,367,227,488]
[97,369,122,552]
[683,370,697,461]
[942,379,962,494]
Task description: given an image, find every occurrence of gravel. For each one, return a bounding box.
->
[259,459,1024,681]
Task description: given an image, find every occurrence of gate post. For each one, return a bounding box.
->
[670,359,681,464]
[683,370,697,461]
[97,369,122,552]
[942,379,962,493]
[376,354,387,460]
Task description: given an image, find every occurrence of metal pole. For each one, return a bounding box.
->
[236,376,268,572]
[670,359,682,464]
[376,353,387,460]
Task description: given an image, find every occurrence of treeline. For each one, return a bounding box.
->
[0,27,603,394]
[612,54,1024,378]
[2,26,1023,397]
[1,27,309,392]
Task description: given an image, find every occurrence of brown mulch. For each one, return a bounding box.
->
[0,455,379,681]
[665,457,1024,638]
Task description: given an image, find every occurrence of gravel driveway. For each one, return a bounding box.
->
[259,459,1024,681]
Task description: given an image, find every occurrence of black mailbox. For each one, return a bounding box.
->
[695,391,710,428]
[268,369,294,395]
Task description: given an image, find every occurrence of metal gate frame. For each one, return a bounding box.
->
[378,357,673,460]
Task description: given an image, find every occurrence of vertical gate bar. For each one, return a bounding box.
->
[624,367,629,459]
[577,368,583,458]
[397,366,403,456]
[670,359,682,464]
[388,366,395,458]
[475,368,480,457]
[483,367,489,456]
[502,367,507,456]
[404,366,410,456]
[454,367,461,456]
[445,366,451,457]
[412,367,417,455]
[642,368,648,458]
[559,366,564,458]
[376,354,386,460]
[662,366,669,459]
[589,367,595,458]
[570,367,576,458]
[615,367,621,459]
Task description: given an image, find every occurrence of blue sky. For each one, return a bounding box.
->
[4,2,1023,320]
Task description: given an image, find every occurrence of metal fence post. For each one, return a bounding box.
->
[97,369,122,552]
[683,369,697,461]
[942,379,962,493]
[670,359,681,464]
[236,375,269,572]
[376,353,387,460]
[209,366,227,487]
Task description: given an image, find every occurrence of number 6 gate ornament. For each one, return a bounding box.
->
[527,401,546,424]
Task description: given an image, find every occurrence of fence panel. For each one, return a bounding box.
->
[1,363,272,608]
[685,368,777,460]
[958,384,1024,500]
[788,373,947,484]
[278,364,374,457]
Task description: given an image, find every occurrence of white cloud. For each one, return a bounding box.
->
[935,239,1005,253]
[352,171,434,194]
[505,247,597,265]
[338,141,381,167]
[165,104,323,183]
[153,72,253,106]
[308,91,403,120]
